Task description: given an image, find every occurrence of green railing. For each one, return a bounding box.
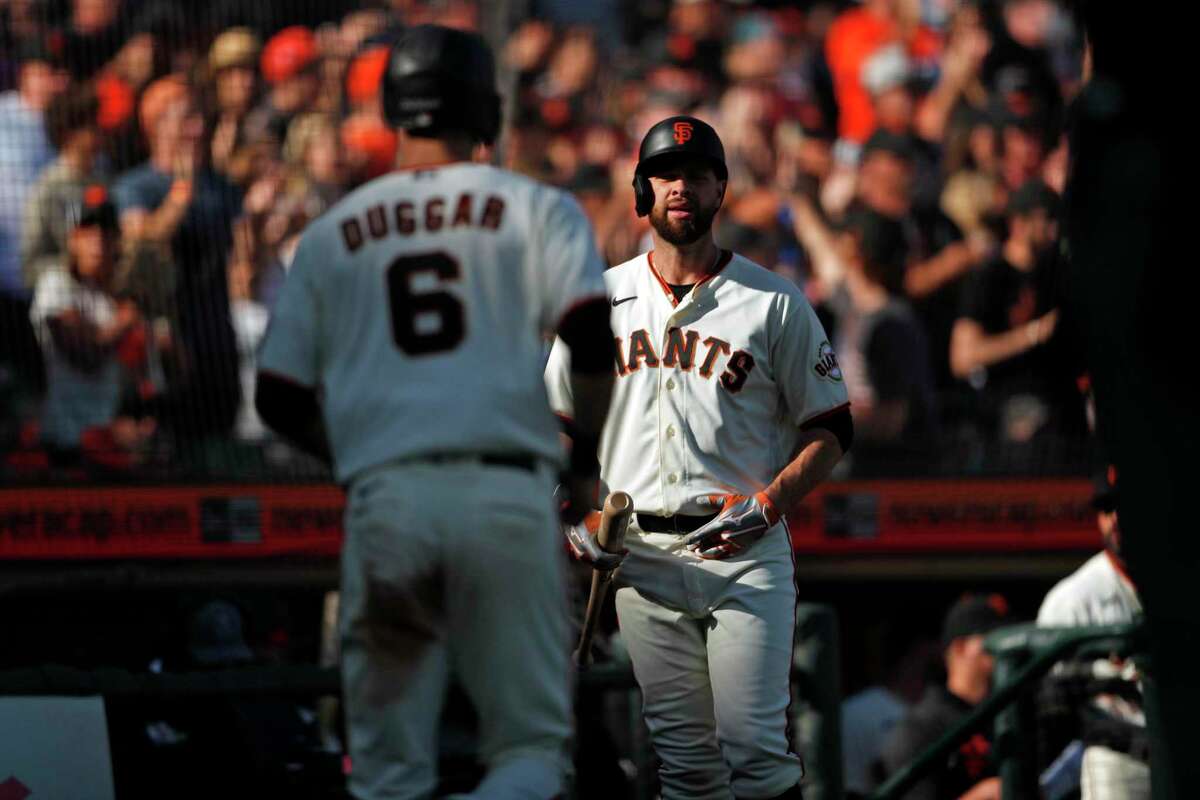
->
[870,621,1146,800]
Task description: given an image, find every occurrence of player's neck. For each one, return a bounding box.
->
[395,133,478,170]
[651,235,722,285]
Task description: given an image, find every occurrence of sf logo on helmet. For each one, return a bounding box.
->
[673,121,693,145]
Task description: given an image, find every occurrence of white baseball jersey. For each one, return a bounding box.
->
[545,249,849,516]
[1038,552,1142,627]
[258,162,607,483]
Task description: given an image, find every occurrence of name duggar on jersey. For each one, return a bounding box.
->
[339,192,506,252]
[614,327,756,394]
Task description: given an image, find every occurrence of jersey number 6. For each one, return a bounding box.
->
[386,252,465,356]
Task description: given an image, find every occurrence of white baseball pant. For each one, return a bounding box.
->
[1081,745,1150,800]
[614,521,804,800]
[339,459,571,800]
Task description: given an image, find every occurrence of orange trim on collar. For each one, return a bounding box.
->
[393,159,466,173]
[647,249,732,306]
[646,251,679,306]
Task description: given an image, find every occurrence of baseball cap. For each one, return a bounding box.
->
[188,600,254,666]
[16,36,65,67]
[345,46,390,105]
[1006,179,1058,217]
[261,26,318,84]
[1091,464,1118,513]
[77,185,119,233]
[862,43,912,97]
[209,27,261,73]
[861,129,915,163]
[941,593,1009,647]
[95,73,135,131]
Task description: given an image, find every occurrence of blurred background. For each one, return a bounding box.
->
[0,1,1116,798]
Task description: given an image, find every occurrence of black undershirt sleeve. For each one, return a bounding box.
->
[801,405,854,455]
[557,296,615,374]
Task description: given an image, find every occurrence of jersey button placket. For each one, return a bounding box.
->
[661,312,688,510]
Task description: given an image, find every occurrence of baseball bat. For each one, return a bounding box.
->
[573,491,633,669]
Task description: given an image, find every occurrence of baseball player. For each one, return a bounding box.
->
[255,26,615,800]
[1037,468,1147,800]
[547,116,853,800]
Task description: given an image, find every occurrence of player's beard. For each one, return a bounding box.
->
[650,196,720,246]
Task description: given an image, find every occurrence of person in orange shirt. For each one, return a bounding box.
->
[825,0,942,151]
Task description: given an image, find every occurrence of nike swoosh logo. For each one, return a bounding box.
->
[612,296,636,307]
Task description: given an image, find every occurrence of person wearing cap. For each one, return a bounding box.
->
[207,27,262,181]
[28,187,146,454]
[247,26,321,146]
[20,84,108,290]
[950,179,1081,447]
[339,44,399,183]
[877,594,1010,800]
[1036,468,1148,800]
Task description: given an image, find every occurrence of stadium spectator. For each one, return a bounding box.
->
[339,44,397,182]
[0,39,69,294]
[1036,468,1148,800]
[826,207,937,475]
[824,0,941,153]
[205,27,263,185]
[248,26,320,146]
[979,0,1064,152]
[850,131,980,395]
[28,186,153,459]
[0,0,1090,479]
[950,180,1078,448]
[20,84,107,289]
[113,74,242,442]
[878,593,1011,800]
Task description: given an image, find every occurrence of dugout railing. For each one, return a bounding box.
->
[869,621,1146,800]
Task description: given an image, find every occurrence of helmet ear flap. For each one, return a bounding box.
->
[633,173,653,217]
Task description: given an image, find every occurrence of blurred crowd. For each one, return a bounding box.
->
[0,0,1092,481]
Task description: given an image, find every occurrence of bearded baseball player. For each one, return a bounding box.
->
[255,26,615,800]
[547,116,852,800]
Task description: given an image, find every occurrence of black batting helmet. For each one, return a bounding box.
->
[382,25,501,145]
[633,116,727,217]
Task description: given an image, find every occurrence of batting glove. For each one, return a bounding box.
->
[682,492,781,559]
[562,511,628,571]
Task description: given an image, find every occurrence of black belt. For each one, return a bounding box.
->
[636,512,718,534]
[421,452,540,473]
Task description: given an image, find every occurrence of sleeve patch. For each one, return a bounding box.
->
[813,340,843,383]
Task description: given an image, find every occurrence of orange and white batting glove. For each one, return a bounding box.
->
[682,492,781,559]
[562,510,627,571]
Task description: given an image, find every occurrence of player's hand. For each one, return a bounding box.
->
[562,510,628,571]
[682,492,781,559]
